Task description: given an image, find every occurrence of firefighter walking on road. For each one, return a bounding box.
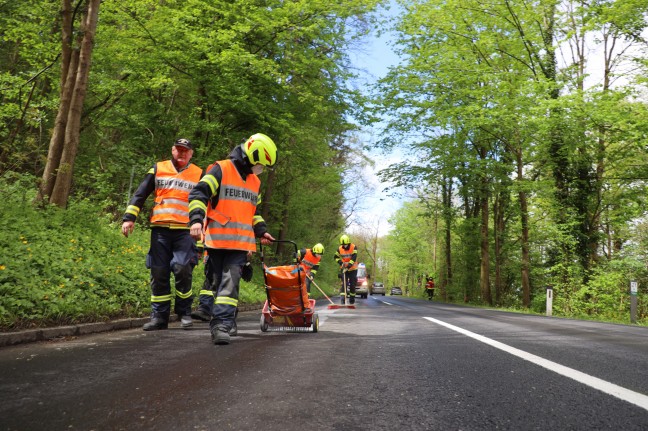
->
[335,234,358,304]
[121,138,203,331]
[425,276,435,300]
[188,133,276,345]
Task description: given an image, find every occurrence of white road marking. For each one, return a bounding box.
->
[423,316,648,412]
[380,300,394,306]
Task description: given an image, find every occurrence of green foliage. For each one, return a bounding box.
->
[0,173,146,329]
[0,1,61,172]
[1,0,381,247]
[570,258,648,323]
[382,200,437,290]
[368,0,648,326]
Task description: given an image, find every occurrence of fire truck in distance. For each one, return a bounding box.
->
[355,262,369,299]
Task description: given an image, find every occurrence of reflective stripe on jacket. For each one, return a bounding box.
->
[150,160,202,227]
[204,159,260,251]
[337,244,358,270]
[299,249,321,273]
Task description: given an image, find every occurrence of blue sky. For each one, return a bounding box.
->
[347,4,405,237]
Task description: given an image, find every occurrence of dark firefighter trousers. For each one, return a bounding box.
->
[146,227,198,321]
[204,248,247,332]
[341,269,357,303]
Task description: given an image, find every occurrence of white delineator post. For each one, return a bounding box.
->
[630,281,638,324]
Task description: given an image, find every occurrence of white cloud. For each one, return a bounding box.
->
[346,147,406,237]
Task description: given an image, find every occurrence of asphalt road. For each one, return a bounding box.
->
[1,296,648,430]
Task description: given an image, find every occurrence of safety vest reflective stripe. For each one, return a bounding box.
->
[175,289,193,299]
[152,206,190,218]
[338,244,358,270]
[205,232,256,246]
[204,160,259,252]
[209,221,253,230]
[151,160,202,225]
[300,249,320,270]
[199,289,214,297]
[215,296,238,307]
[151,294,173,303]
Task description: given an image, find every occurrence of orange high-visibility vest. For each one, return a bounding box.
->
[338,244,358,270]
[299,249,321,273]
[150,160,202,227]
[204,159,260,251]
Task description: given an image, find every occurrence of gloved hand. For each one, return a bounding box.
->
[241,262,253,282]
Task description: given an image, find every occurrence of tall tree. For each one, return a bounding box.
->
[375,0,648,312]
[38,0,101,207]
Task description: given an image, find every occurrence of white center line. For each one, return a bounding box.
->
[423,316,648,412]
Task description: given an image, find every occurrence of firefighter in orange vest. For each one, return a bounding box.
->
[122,138,203,331]
[297,243,324,295]
[334,234,358,304]
[190,164,251,338]
[188,133,277,345]
[425,276,435,300]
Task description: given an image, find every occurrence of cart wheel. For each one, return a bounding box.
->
[312,313,319,333]
[260,314,269,332]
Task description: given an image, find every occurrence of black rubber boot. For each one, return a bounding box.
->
[211,325,230,345]
[143,317,168,331]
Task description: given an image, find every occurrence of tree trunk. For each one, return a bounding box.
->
[493,193,503,305]
[589,28,616,264]
[36,0,75,203]
[442,176,452,301]
[517,147,531,307]
[49,0,101,207]
[433,186,439,274]
[480,189,492,305]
